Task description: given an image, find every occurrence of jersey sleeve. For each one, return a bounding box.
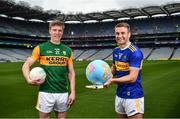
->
[112,50,115,65]
[30,46,40,61]
[68,51,73,65]
[130,50,143,69]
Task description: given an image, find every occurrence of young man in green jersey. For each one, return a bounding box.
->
[22,19,75,118]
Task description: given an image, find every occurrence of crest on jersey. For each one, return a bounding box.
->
[119,53,123,59]
[63,51,66,55]
[122,55,127,60]
[55,48,60,54]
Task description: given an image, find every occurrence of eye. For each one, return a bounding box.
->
[116,32,119,35]
[121,32,125,35]
[52,29,56,32]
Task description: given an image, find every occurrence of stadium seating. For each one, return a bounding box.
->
[0,15,180,62]
[147,47,174,60]
[171,48,180,60]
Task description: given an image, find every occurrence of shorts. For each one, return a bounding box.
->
[36,92,69,113]
[115,96,144,117]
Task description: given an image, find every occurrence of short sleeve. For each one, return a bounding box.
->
[129,50,143,68]
[68,51,73,65]
[30,46,40,61]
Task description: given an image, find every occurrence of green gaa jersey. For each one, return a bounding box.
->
[30,41,73,93]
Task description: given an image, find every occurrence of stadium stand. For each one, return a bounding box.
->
[77,49,98,61]
[140,48,153,59]
[147,47,174,60]
[0,0,180,62]
[73,49,85,59]
[171,48,180,60]
[86,49,113,60]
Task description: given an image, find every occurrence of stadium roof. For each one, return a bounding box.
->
[0,0,180,22]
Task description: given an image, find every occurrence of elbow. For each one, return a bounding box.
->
[68,71,75,79]
[129,76,137,83]
[22,63,26,72]
[22,62,28,70]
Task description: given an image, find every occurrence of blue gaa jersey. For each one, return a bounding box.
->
[113,43,144,99]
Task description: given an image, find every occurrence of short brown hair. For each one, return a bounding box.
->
[115,22,130,32]
[49,19,65,29]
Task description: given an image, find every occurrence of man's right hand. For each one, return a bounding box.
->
[27,77,43,86]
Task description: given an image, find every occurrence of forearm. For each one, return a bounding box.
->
[22,57,35,84]
[68,72,75,94]
[22,62,31,83]
[110,68,139,84]
[67,71,76,105]
[111,75,136,84]
[111,64,116,75]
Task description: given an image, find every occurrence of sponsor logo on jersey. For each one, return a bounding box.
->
[40,56,69,66]
[46,50,53,54]
[115,61,130,71]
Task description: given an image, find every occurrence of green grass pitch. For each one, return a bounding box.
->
[0,60,180,118]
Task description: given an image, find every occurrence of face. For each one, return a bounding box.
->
[115,27,131,46]
[49,25,64,43]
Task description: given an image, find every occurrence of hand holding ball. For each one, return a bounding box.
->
[29,67,46,85]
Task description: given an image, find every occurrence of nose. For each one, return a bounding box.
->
[55,31,61,35]
[116,34,121,37]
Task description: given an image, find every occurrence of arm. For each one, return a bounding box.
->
[111,63,116,75]
[22,57,41,85]
[67,64,75,105]
[105,49,143,87]
[104,67,139,87]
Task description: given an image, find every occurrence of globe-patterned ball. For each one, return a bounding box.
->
[86,60,112,85]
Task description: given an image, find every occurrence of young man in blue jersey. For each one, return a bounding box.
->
[104,22,144,118]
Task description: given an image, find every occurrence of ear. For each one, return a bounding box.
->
[128,32,131,38]
[49,28,51,34]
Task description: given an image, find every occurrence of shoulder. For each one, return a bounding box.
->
[128,44,143,59]
[38,41,49,48]
[61,43,72,53]
[61,43,71,50]
[61,43,73,57]
[128,44,138,52]
[113,46,119,50]
[113,46,120,53]
[34,41,50,51]
[128,44,142,53]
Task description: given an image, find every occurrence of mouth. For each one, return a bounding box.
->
[54,35,61,38]
[116,38,122,41]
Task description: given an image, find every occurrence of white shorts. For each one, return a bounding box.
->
[36,92,69,113]
[115,96,144,117]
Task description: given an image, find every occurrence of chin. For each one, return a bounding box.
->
[54,39,60,41]
[118,42,125,45]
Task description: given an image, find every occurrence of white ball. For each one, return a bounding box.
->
[29,67,46,82]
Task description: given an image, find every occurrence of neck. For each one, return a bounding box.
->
[50,40,60,44]
[119,41,130,49]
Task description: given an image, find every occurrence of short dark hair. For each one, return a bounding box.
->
[115,22,130,32]
[49,19,65,29]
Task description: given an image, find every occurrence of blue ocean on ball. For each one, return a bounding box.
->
[86,60,112,85]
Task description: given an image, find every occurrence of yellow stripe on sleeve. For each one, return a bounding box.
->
[68,52,73,65]
[31,46,40,61]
